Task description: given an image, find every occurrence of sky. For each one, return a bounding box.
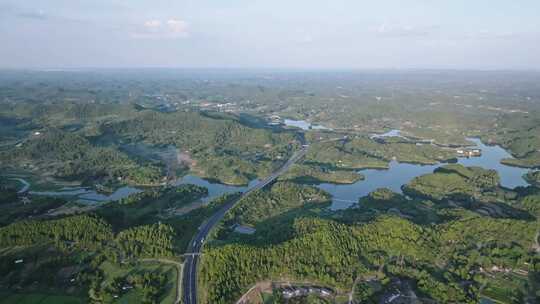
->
[1,0,539,69]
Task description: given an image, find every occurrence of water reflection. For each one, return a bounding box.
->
[28,175,258,205]
[175,175,259,203]
[283,119,330,131]
[78,187,142,203]
[319,137,531,210]
[458,138,529,189]
[370,129,404,138]
[25,135,531,210]
[31,186,142,205]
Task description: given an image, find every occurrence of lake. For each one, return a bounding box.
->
[30,186,142,205]
[24,173,258,205]
[283,119,330,131]
[319,137,531,210]
[24,135,531,210]
[175,175,259,203]
[29,176,258,205]
[370,129,405,139]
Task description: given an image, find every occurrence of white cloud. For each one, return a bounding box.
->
[294,29,315,44]
[167,19,188,35]
[462,30,517,40]
[370,23,439,38]
[131,18,189,39]
[300,35,314,43]
[144,20,162,28]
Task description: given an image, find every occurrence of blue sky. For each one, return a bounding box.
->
[1,0,539,69]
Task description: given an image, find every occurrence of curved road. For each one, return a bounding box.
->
[139,258,183,304]
[11,178,30,194]
[182,146,308,304]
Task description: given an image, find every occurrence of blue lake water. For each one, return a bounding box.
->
[28,175,256,205]
[31,186,142,205]
[284,119,330,131]
[26,136,531,210]
[175,175,259,203]
[78,186,142,203]
[370,129,404,138]
[179,136,531,210]
[319,137,531,210]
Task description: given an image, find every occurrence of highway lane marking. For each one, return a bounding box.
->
[183,147,308,304]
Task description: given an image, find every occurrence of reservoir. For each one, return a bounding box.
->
[28,176,257,205]
[175,175,259,203]
[283,119,330,131]
[319,137,532,210]
[30,186,142,204]
[22,136,531,210]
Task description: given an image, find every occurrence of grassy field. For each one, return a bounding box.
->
[1,168,81,192]
[479,273,529,304]
[260,292,274,304]
[99,261,177,304]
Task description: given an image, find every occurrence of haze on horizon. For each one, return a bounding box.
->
[1,0,540,70]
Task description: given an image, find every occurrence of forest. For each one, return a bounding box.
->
[199,165,540,303]
[0,70,539,303]
[101,110,297,185]
[200,213,539,303]
[0,128,162,186]
[0,215,175,258]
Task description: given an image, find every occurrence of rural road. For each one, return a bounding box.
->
[182,146,308,304]
[10,177,30,194]
[139,258,183,304]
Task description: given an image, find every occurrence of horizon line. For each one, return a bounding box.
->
[1,66,540,73]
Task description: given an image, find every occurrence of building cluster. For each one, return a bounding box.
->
[281,286,332,299]
[199,101,238,112]
[456,148,482,157]
[267,115,282,126]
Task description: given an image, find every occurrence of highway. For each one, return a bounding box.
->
[182,146,308,304]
